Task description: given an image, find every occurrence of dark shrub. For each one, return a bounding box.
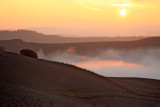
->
[0,46,5,51]
[20,49,38,59]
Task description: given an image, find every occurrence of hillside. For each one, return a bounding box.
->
[0,37,160,56]
[0,30,143,43]
[0,50,160,106]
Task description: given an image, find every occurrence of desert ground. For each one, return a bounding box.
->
[0,50,160,106]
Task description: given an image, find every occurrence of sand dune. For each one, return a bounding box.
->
[0,50,160,106]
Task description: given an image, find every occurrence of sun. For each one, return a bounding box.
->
[120,9,126,16]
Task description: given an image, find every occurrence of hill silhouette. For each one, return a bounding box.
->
[0,30,144,43]
[0,50,160,106]
[0,37,160,56]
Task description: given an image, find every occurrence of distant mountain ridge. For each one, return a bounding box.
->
[0,37,160,56]
[0,30,144,43]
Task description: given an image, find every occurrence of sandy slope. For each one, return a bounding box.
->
[0,82,89,107]
[0,50,160,106]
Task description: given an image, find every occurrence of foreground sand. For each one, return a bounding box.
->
[0,50,160,106]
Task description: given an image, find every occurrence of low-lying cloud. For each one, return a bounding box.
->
[38,48,160,80]
[74,60,141,68]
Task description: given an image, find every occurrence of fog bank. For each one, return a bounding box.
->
[38,48,160,80]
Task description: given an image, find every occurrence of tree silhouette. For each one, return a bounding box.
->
[20,49,38,59]
[0,46,5,51]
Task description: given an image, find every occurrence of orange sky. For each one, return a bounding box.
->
[0,0,160,36]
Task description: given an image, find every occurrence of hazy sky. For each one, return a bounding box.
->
[0,0,160,36]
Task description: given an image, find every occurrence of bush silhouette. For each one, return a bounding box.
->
[0,46,5,51]
[20,49,38,59]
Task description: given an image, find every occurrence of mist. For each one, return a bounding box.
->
[38,48,160,80]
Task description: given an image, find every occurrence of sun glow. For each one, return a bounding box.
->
[120,9,126,16]
[112,4,132,7]
[0,0,160,35]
